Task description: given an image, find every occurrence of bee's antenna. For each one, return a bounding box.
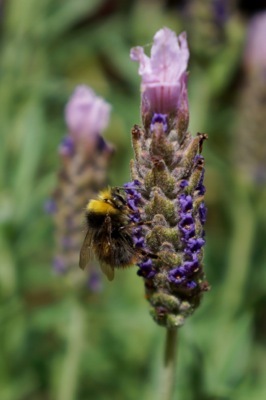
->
[114,185,143,192]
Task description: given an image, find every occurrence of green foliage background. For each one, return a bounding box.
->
[1,1,266,399]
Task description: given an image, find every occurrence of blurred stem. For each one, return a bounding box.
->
[159,327,178,400]
[221,181,255,317]
[209,180,255,375]
[56,298,85,400]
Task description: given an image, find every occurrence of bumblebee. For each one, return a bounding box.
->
[79,187,138,281]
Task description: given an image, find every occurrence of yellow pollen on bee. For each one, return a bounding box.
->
[86,199,118,214]
[98,188,112,200]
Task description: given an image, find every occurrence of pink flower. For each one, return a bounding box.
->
[65,85,111,145]
[130,28,189,116]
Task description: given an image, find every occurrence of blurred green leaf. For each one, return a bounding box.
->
[0,231,17,297]
[40,0,106,39]
[205,314,252,396]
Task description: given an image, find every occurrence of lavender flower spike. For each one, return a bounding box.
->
[52,85,114,286]
[126,28,209,328]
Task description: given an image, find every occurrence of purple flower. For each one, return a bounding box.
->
[180,180,189,189]
[186,238,205,252]
[130,28,189,115]
[123,180,141,189]
[133,236,145,248]
[194,156,206,195]
[150,113,168,132]
[179,194,193,212]
[137,258,156,279]
[128,198,139,211]
[199,203,207,225]
[65,85,111,146]
[168,257,199,288]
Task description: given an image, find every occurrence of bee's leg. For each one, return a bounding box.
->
[119,220,153,232]
[133,220,153,226]
[139,249,158,260]
[105,215,112,246]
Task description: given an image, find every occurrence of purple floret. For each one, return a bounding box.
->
[199,202,207,225]
[151,113,168,132]
[179,194,193,212]
[180,180,189,189]
[59,135,75,157]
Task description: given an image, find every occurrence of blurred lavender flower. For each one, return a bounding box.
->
[52,86,114,289]
[244,11,266,73]
[126,28,209,328]
[87,269,103,293]
[213,0,229,26]
[65,86,111,148]
[234,11,266,184]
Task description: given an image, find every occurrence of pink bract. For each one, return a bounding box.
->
[130,28,189,115]
[65,86,111,143]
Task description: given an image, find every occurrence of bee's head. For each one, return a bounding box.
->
[110,188,127,210]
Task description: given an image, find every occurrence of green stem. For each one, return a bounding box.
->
[56,299,85,400]
[160,328,178,400]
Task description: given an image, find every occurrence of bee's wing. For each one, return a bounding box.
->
[99,262,115,281]
[79,231,115,281]
[79,230,94,270]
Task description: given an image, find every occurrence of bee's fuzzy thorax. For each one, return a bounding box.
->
[98,188,112,200]
[87,199,119,215]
